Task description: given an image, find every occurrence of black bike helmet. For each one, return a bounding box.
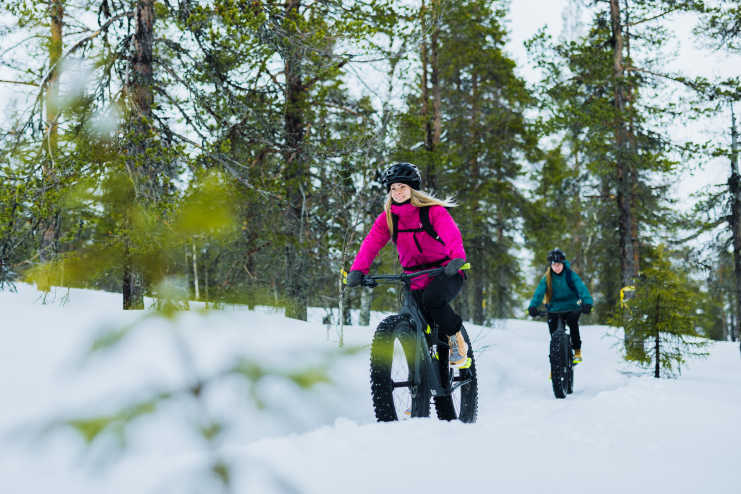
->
[381,162,422,191]
[547,248,566,263]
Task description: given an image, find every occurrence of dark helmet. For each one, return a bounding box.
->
[547,248,566,264]
[381,162,422,192]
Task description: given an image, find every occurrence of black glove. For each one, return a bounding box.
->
[444,258,466,277]
[582,303,592,314]
[345,270,364,287]
[528,306,538,317]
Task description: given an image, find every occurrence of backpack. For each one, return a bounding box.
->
[391,206,444,245]
[564,268,579,297]
[391,206,448,271]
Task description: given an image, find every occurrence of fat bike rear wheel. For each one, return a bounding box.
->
[566,343,574,394]
[434,327,478,423]
[370,315,431,421]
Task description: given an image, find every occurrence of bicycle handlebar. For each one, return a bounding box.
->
[360,266,446,287]
[531,309,581,319]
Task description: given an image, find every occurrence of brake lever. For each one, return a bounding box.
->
[362,278,378,288]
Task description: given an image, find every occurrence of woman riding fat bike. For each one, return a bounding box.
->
[345,162,469,368]
[349,266,478,421]
[528,248,593,364]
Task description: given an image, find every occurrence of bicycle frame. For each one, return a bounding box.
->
[362,268,472,397]
[535,310,571,337]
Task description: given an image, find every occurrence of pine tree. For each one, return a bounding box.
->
[611,245,709,377]
[526,2,707,329]
[395,0,539,322]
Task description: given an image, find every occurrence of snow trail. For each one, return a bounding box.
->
[1,284,738,493]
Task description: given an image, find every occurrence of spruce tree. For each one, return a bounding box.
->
[526,2,707,331]
[611,245,709,377]
[395,0,539,322]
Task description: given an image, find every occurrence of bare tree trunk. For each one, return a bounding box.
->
[38,0,64,289]
[729,288,737,342]
[472,242,484,325]
[654,294,661,378]
[610,0,640,352]
[610,0,637,289]
[192,241,199,300]
[420,0,441,189]
[729,104,741,350]
[282,0,309,321]
[421,0,430,150]
[430,0,442,149]
[338,275,345,347]
[123,0,155,310]
[359,286,372,326]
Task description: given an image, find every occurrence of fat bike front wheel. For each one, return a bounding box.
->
[370,315,431,421]
[550,330,570,399]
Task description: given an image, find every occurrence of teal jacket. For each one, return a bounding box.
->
[528,260,593,313]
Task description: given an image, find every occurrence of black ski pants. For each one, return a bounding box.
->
[547,310,582,351]
[413,273,464,339]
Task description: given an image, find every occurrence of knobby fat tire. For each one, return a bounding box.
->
[433,327,479,423]
[370,315,431,421]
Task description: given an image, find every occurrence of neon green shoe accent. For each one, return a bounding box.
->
[425,324,431,335]
[455,357,472,369]
[433,351,439,360]
[461,263,471,271]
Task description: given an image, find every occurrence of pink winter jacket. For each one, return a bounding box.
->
[350,202,466,290]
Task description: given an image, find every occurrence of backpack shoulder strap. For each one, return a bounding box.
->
[565,268,579,297]
[391,213,400,244]
[419,206,445,245]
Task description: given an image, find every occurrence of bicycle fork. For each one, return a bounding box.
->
[416,329,472,397]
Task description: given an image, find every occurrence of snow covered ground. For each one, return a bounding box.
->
[1,283,739,493]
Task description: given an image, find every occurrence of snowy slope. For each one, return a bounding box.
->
[1,283,739,494]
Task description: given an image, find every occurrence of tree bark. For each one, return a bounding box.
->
[359,286,372,326]
[430,0,442,150]
[282,0,309,320]
[469,73,484,324]
[123,0,155,310]
[654,293,660,378]
[472,242,484,325]
[192,241,199,300]
[729,104,741,346]
[38,0,64,286]
[611,0,641,352]
[610,0,638,290]
[420,0,440,190]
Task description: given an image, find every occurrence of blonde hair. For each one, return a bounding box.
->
[543,268,552,305]
[384,188,457,233]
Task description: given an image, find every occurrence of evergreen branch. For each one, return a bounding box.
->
[0,33,44,60]
[0,79,39,87]
[624,65,706,93]
[627,8,683,28]
[152,86,209,144]
[304,57,351,90]
[38,11,134,90]
[157,126,279,200]
[670,217,728,244]
[626,66,741,100]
